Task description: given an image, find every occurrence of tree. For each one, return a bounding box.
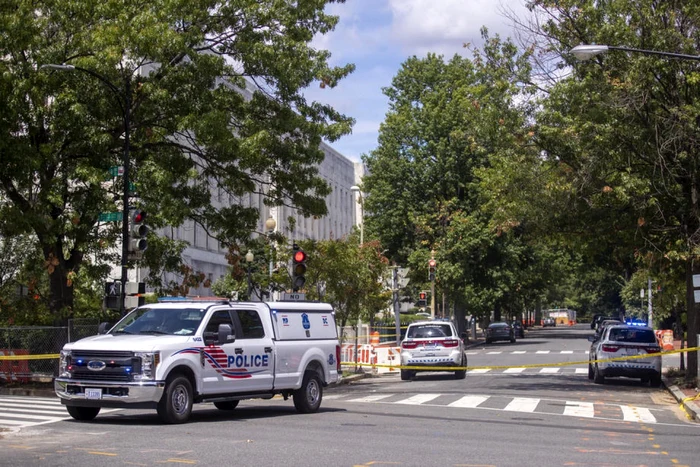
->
[523,0,700,382]
[362,32,540,331]
[0,1,354,323]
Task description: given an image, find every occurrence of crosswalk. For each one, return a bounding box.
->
[324,392,672,424]
[0,396,70,429]
[466,350,588,355]
[467,367,589,375]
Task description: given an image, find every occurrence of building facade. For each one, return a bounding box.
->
[131,143,364,296]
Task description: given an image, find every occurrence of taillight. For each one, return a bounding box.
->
[442,339,459,348]
[402,341,418,349]
[335,345,341,372]
[602,345,620,352]
[644,346,661,354]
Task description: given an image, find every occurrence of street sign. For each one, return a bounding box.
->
[108,166,124,177]
[281,292,305,301]
[99,212,122,222]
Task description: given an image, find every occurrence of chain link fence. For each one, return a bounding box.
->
[0,319,99,383]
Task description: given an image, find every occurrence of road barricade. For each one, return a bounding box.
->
[0,349,30,383]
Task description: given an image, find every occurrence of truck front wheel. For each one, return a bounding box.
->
[157,375,193,424]
[66,406,100,421]
[293,371,322,413]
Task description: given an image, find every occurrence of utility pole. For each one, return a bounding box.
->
[393,267,401,346]
[429,252,436,319]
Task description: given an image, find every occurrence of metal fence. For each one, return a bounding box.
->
[0,320,99,383]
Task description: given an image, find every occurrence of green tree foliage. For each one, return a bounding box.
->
[0,1,354,322]
[526,0,700,380]
[362,33,542,328]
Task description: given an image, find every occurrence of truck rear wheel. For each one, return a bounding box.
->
[157,375,193,424]
[293,371,322,413]
[66,406,100,421]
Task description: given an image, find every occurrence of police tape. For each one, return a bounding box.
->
[0,354,60,361]
[341,346,700,372]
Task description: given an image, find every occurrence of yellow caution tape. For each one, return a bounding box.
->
[341,346,700,372]
[679,393,700,420]
[0,354,60,361]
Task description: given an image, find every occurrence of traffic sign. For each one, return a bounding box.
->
[99,212,122,222]
[281,292,306,301]
[108,166,124,177]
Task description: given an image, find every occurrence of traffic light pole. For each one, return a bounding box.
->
[120,80,131,317]
[393,267,401,346]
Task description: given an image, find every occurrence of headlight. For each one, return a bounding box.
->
[59,349,72,378]
[134,352,160,381]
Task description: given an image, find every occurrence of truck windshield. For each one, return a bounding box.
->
[112,308,206,336]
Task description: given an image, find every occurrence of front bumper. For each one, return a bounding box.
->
[54,378,165,408]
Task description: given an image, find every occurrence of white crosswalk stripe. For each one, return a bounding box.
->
[0,396,120,429]
[332,392,662,424]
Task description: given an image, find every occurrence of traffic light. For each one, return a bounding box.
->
[292,244,307,291]
[128,209,148,254]
[124,281,146,309]
[417,291,427,307]
[428,259,436,281]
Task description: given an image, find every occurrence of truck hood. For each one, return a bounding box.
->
[63,334,193,353]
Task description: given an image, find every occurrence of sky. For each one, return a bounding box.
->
[305,0,531,163]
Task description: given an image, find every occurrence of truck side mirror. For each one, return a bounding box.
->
[98,322,112,334]
[218,323,235,344]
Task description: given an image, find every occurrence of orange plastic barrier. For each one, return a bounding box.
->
[0,349,30,383]
[661,329,674,350]
[370,331,380,345]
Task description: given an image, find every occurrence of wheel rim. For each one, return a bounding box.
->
[306,378,320,405]
[172,384,189,414]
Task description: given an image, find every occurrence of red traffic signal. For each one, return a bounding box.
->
[419,292,427,300]
[292,244,307,291]
[293,250,307,263]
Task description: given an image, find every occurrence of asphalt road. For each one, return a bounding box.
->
[0,324,697,466]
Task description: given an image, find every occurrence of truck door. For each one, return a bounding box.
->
[227,308,275,392]
[201,309,237,394]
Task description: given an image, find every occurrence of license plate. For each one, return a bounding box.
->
[85,388,102,400]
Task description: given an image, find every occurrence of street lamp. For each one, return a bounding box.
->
[351,185,363,244]
[570,44,700,62]
[265,215,276,300]
[245,250,254,298]
[41,63,133,317]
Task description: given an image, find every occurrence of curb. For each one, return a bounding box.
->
[663,380,700,421]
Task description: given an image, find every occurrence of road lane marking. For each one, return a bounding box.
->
[504,397,539,413]
[536,351,550,354]
[620,405,657,423]
[349,394,394,403]
[539,367,560,374]
[503,368,526,374]
[448,396,489,408]
[564,401,595,418]
[395,394,441,405]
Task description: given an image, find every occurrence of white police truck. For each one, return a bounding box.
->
[55,299,341,424]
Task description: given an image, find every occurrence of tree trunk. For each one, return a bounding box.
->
[453,295,466,336]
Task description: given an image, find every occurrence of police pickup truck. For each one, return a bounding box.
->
[55,299,341,424]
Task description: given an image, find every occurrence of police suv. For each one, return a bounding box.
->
[55,299,341,424]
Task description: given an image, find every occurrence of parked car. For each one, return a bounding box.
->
[511,320,525,338]
[485,322,515,344]
[594,319,623,340]
[400,321,467,381]
[542,318,556,327]
[588,324,662,386]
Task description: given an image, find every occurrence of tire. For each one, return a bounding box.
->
[640,377,650,384]
[593,364,605,384]
[400,369,413,381]
[588,363,594,380]
[66,406,100,421]
[650,374,662,388]
[214,400,239,411]
[293,371,323,413]
[157,375,193,424]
